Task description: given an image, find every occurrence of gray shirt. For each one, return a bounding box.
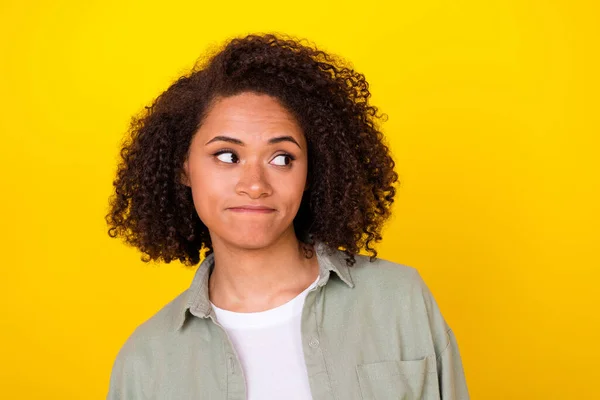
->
[107,241,470,399]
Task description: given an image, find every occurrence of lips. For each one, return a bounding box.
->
[228,205,276,213]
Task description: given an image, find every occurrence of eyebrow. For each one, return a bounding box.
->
[205,135,302,149]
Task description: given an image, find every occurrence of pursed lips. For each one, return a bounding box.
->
[227,205,276,213]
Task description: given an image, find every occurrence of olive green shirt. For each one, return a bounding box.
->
[107,241,470,399]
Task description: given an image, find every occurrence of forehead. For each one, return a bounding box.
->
[197,92,304,141]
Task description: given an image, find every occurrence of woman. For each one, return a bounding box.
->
[106,33,469,399]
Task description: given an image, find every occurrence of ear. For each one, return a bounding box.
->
[181,160,191,187]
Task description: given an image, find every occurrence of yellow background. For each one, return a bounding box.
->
[1,0,598,398]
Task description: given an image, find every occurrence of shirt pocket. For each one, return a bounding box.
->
[355,355,437,400]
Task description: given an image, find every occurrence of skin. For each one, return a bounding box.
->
[181,92,319,312]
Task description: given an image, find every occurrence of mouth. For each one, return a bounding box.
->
[227,206,276,213]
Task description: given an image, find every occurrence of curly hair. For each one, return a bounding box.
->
[106,32,399,267]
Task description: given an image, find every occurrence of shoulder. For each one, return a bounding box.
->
[110,288,189,370]
[107,289,191,397]
[132,288,189,341]
[346,252,426,293]
[346,251,442,311]
[344,252,451,343]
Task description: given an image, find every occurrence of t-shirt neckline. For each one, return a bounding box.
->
[210,274,320,330]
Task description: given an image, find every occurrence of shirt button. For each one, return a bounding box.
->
[309,337,320,348]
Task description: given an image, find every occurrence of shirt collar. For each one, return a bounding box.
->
[175,240,354,331]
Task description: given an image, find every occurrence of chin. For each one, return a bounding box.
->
[221,233,279,250]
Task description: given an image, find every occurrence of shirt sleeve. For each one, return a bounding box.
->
[106,334,148,400]
[437,328,470,400]
[415,270,471,399]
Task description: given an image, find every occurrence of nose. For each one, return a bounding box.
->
[235,159,273,199]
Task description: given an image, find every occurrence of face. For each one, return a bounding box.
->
[182,92,309,251]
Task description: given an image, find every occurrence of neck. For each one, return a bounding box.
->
[208,231,320,312]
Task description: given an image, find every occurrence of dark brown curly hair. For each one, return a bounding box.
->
[106,32,399,267]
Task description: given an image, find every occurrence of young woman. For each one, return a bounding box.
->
[106,33,469,400]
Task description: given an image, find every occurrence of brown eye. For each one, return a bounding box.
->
[271,154,294,166]
[215,151,239,164]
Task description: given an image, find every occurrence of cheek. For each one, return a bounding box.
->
[279,168,308,206]
[188,163,228,217]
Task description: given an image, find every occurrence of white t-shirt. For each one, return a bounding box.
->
[210,275,320,400]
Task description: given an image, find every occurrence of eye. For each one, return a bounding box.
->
[271,154,295,166]
[215,151,239,164]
